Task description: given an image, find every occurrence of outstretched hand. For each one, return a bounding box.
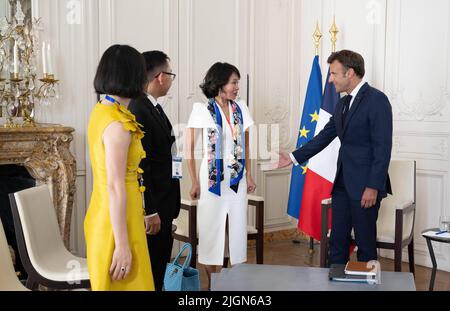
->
[272,152,294,169]
[260,152,294,171]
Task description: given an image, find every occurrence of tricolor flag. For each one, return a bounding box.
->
[298,69,341,240]
[287,56,323,219]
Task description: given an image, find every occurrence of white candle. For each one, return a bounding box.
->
[46,43,53,75]
[13,41,19,74]
[42,41,47,74]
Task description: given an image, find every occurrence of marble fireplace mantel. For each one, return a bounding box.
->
[0,124,76,248]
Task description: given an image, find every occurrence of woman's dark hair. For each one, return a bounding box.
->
[200,62,241,98]
[327,50,365,78]
[94,44,147,99]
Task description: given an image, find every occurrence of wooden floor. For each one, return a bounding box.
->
[195,239,450,291]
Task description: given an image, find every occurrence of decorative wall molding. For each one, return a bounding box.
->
[386,0,450,122]
[180,0,195,107]
[417,169,447,261]
[390,88,450,121]
[393,133,450,160]
[260,168,295,230]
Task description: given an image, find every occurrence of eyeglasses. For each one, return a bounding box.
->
[156,71,176,81]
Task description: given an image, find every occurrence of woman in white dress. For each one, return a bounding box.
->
[186,62,256,289]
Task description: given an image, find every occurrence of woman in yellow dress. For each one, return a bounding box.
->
[85,44,155,291]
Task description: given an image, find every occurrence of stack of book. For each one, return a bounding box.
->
[329,261,380,284]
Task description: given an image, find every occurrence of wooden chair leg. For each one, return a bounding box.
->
[320,238,328,268]
[408,238,415,276]
[26,277,38,290]
[320,202,331,268]
[223,257,229,268]
[394,244,402,272]
[255,201,264,264]
[188,238,197,269]
[256,235,264,264]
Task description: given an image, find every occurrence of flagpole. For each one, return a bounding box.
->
[304,22,323,256]
[330,16,339,53]
[308,18,339,258]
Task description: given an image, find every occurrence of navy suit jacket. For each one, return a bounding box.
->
[292,82,393,201]
[128,94,181,222]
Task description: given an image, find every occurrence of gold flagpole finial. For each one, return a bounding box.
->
[329,16,339,53]
[313,21,322,56]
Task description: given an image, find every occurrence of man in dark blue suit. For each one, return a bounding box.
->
[129,51,180,290]
[277,50,392,264]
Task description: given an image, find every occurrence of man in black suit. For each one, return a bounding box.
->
[277,50,393,264]
[129,51,180,291]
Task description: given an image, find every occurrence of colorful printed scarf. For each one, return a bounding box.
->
[207,98,245,196]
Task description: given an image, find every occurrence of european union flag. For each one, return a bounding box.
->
[287,56,323,219]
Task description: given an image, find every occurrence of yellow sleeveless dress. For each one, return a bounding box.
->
[85,102,155,291]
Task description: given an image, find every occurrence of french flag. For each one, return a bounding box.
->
[298,70,341,240]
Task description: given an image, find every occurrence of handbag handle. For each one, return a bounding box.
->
[173,243,193,268]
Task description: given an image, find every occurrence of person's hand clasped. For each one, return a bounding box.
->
[361,187,378,209]
[110,245,132,281]
[145,214,161,235]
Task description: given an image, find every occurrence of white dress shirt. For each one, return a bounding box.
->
[146,93,159,108]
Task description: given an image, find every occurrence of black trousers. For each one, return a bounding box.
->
[146,220,174,291]
[329,170,381,264]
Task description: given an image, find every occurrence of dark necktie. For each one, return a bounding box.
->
[155,103,171,130]
[342,95,353,126]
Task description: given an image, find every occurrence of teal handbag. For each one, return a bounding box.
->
[163,243,200,291]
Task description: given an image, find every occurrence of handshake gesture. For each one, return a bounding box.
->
[262,152,294,171]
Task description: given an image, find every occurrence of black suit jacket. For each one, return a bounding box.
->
[292,83,393,200]
[129,94,181,222]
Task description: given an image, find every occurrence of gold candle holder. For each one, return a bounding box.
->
[10,72,23,83]
[40,73,58,84]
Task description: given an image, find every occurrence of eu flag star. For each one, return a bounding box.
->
[299,126,310,138]
[301,165,308,175]
[310,111,319,123]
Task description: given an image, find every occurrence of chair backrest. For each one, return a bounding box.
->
[11,185,70,272]
[378,160,416,238]
[0,219,28,291]
[386,160,416,205]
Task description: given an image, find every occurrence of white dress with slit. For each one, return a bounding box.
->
[186,100,254,265]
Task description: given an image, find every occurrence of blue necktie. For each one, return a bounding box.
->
[342,95,352,126]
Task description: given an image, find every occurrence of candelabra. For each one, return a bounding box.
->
[0,0,59,128]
